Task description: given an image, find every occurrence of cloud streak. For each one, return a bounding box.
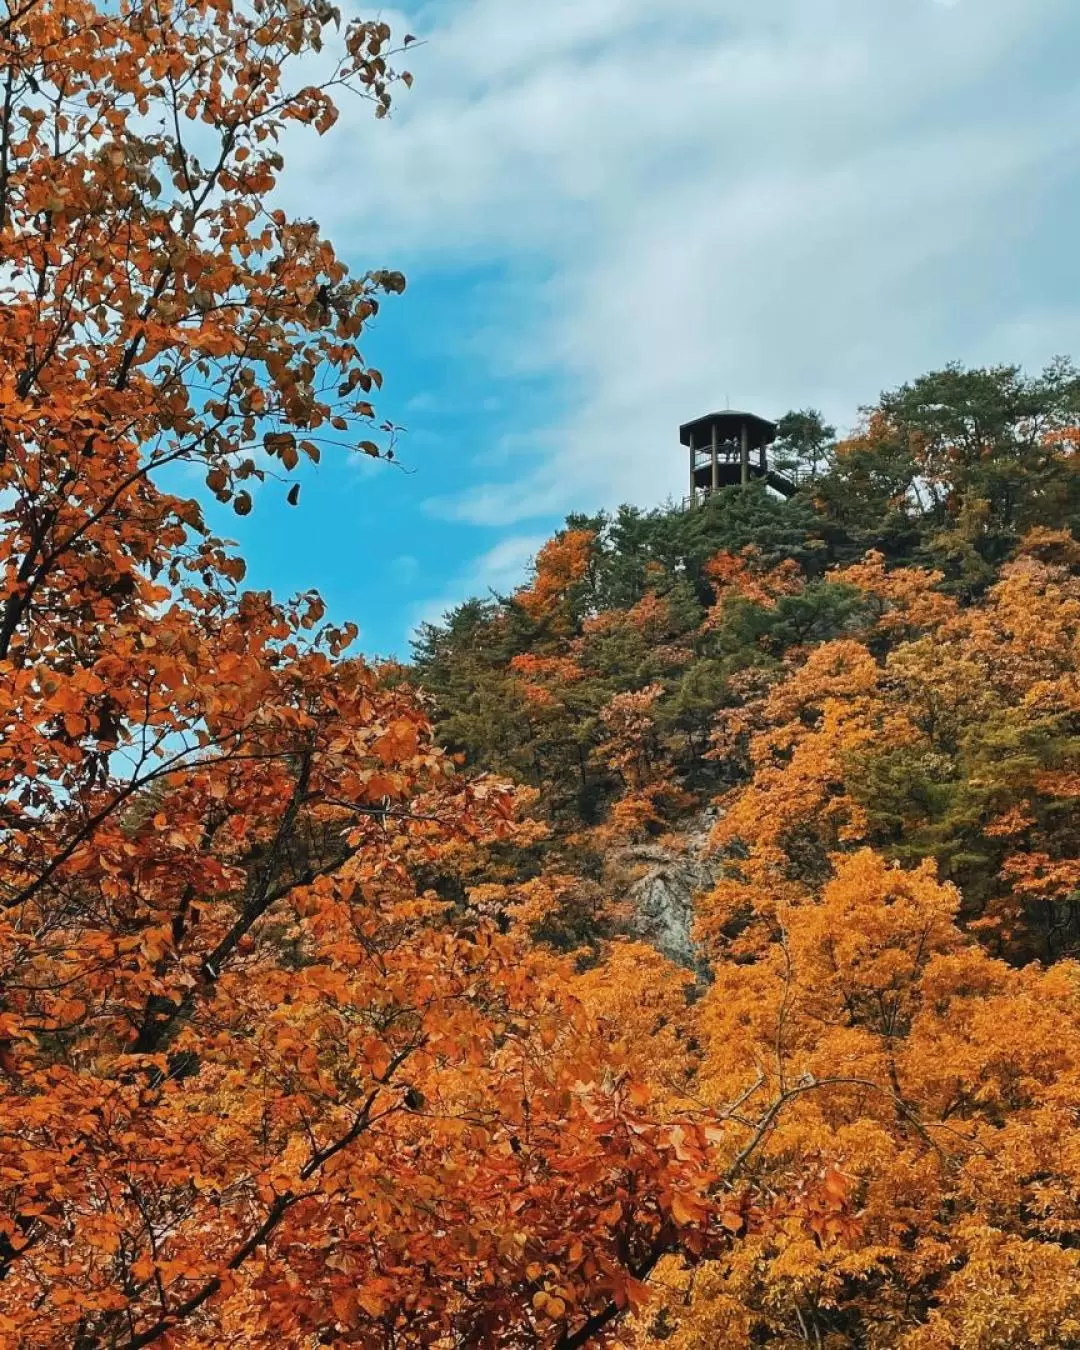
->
[406,531,548,641]
[275,0,1080,632]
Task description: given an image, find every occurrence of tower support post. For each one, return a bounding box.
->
[740,422,750,486]
[711,421,719,493]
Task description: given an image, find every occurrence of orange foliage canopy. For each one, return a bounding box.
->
[0,5,746,1345]
[626,544,1080,1347]
[703,547,804,618]
[411,487,1080,1344]
[517,530,595,621]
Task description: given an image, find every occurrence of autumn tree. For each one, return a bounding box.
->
[0,3,747,1344]
[631,851,1080,1348]
[698,544,1080,964]
[9,2,1080,1343]
[628,540,1080,1346]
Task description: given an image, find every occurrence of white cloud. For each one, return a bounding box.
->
[282,0,1080,526]
[406,531,547,639]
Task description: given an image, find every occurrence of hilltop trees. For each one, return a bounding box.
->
[414,366,1080,1348]
[816,360,1080,575]
[415,357,1080,832]
[413,490,836,825]
[772,408,836,488]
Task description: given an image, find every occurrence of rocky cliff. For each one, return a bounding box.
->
[605,808,721,974]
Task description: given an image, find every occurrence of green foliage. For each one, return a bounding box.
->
[412,358,1080,849]
[411,598,527,774]
[815,359,1080,578]
[411,487,836,822]
[567,486,829,613]
[773,408,836,486]
[846,709,1080,945]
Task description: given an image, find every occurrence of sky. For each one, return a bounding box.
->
[219,0,1080,657]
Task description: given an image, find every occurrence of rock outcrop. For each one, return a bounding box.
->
[605,808,721,973]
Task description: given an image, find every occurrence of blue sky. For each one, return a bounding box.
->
[218,0,1080,657]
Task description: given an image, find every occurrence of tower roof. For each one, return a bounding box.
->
[679,410,778,448]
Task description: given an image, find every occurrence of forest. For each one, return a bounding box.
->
[411,365,1080,1345]
[1,0,1079,1346]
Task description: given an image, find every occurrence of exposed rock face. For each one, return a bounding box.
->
[606,808,721,973]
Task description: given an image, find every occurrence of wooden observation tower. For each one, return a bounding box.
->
[681,410,795,505]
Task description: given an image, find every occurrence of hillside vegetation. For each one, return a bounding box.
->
[412,361,1080,1345]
